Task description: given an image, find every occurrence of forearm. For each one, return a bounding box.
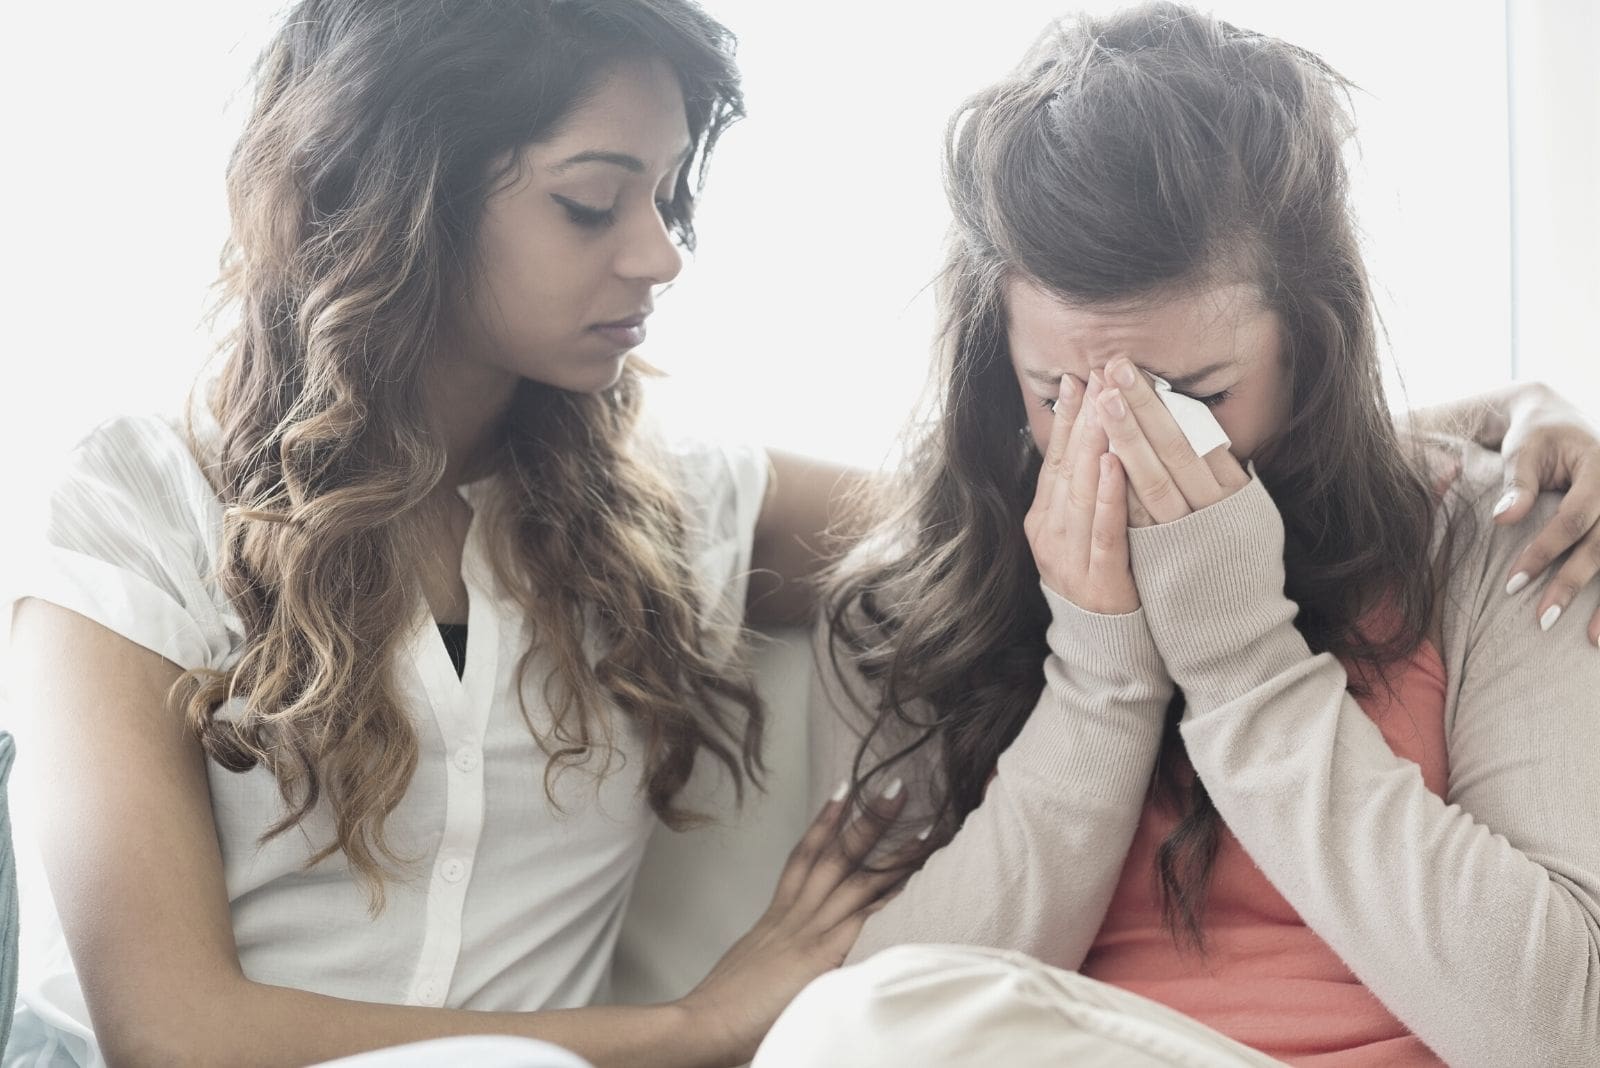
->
[1128,477,1600,1067]
[848,694,1160,969]
[112,977,717,1068]
[817,592,1171,968]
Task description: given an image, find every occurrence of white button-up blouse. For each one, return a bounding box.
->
[6,412,767,1067]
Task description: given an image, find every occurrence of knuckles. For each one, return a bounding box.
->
[1558,508,1594,542]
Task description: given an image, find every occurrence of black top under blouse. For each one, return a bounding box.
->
[437,623,468,678]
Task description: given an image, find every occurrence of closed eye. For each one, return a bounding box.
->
[553,195,615,229]
[1189,389,1233,408]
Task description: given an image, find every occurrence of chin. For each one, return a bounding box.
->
[524,355,629,395]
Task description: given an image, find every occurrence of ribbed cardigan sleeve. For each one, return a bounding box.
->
[809,587,1173,970]
[1126,451,1600,1068]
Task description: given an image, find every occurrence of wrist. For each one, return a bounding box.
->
[1126,476,1295,698]
[670,992,744,1068]
[1041,583,1168,691]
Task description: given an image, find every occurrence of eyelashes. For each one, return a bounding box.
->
[553,195,681,231]
[555,196,614,229]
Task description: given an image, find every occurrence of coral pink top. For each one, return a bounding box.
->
[1080,641,1450,1066]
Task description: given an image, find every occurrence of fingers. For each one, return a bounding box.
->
[1101,357,1226,511]
[1527,523,1600,640]
[811,849,910,933]
[813,821,934,934]
[1028,375,1079,522]
[1492,448,1542,526]
[1203,443,1251,491]
[1505,492,1597,612]
[1516,518,1600,642]
[1127,484,1154,528]
[1051,374,1084,455]
[1087,454,1136,614]
[792,779,906,918]
[1048,378,1107,579]
[1496,450,1600,641]
[771,784,850,910]
[1097,383,1190,523]
[1026,374,1141,614]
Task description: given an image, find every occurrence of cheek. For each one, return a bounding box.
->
[475,203,591,322]
[1217,380,1289,458]
[1028,405,1053,454]
[487,236,557,306]
[1012,380,1052,453]
[1215,409,1255,458]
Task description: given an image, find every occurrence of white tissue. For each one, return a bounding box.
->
[1120,373,1231,456]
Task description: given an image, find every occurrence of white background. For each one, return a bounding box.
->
[3,1,1596,509]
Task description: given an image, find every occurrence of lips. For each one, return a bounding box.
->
[594,307,651,329]
[590,311,650,349]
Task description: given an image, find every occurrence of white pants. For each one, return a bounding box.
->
[753,944,1288,1068]
[315,1035,592,1068]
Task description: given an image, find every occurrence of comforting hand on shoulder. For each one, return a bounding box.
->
[1491,386,1600,646]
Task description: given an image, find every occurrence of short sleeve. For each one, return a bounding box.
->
[655,432,770,657]
[7,415,238,672]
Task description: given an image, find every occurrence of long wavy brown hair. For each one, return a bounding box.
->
[174,0,762,908]
[825,2,1448,948]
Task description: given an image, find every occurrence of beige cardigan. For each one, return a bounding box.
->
[809,445,1600,1067]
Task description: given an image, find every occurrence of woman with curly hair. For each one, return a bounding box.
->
[6,3,905,1065]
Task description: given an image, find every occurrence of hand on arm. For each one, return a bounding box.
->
[11,601,899,1068]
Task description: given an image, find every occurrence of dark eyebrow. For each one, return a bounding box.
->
[1149,359,1238,392]
[553,150,644,174]
[552,144,695,176]
[1023,368,1071,387]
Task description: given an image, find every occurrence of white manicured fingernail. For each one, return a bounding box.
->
[831,780,849,803]
[915,826,933,841]
[1492,491,1519,517]
[880,777,904,801]
[1505,572,1530,596]
[1540,605,1562,632]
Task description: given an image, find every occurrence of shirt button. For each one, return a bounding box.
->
[440,857,467,884]
[416,980,441,1005]
[453,747,480,772]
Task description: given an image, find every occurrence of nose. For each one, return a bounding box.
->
[614,205,684,286]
